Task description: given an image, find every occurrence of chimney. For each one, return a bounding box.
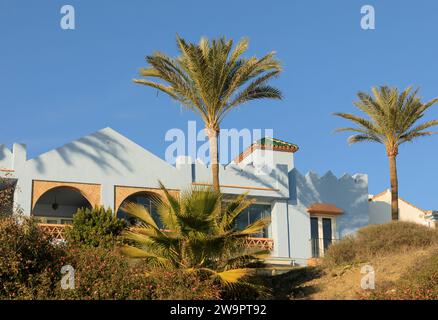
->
[12,143,26,169]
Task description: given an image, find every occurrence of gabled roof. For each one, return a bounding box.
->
[369,189,429,213]
[234,137,298,163]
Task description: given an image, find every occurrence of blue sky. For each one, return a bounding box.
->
[1,0,438,209]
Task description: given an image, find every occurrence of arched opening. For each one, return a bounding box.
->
[33,186,92,224]
[117,192,162,228]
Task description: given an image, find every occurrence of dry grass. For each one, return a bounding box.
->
[306,247,435,300]
[323,221,438,267]
[267,222,438,300]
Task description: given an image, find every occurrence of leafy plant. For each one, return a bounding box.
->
[0,216,64,299]
[65,206,126,248]
[334,86,438,219]
[134,36,282,190]
[120,182,269,290]
[0,175,15,217]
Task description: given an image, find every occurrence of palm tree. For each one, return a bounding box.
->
[334,86,438,220]
[120,182,269,287]
[134,36,282,191]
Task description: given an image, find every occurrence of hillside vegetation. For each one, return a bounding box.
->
[266,222,438,300]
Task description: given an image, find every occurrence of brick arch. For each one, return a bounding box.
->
[114,186,178,213]
[32,180,101,210]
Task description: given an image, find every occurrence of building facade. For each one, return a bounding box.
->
[369,190,437,228]
[0,127,370,265]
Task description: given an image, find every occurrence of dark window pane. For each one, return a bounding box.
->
[117,193,162,228]
[310,217,319,257]
[322,218,332,250]
[235,204,271,238]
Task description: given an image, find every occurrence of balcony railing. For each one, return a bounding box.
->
[245,237,274,251]
[38,223,274,251]
[38,223,69,241]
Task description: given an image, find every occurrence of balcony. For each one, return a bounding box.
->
[38,223,69,241]
[38,223,274,251]
[245,237,274,251]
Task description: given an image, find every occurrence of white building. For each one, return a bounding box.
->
[0,127,372,265]
[369,190,437,228]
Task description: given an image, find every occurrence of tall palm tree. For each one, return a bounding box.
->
[120,182,269,287]
[134,36,282,191]
[334,86,438,220]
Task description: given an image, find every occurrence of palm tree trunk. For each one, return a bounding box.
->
[206,128,220,191]
[388,155,399,220]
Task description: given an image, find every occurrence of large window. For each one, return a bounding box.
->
[117,193,162,228]
[235,204,271,238]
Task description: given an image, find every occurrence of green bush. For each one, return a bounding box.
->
[65,207,126,248]
[324,222,438,267]
[56,246,221,300]
[0,216,65,299]
[56,246,153,300]
[0,176,15,217]
[0,216,221,300]
[146,267,221,300]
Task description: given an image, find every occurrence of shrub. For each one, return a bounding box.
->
[0,176,15,217]
[122,183,269,292]
[322,236,357,267]
[56,246,220,300]
[56,246,153,300]
[0,216,65,299]
[324,222,438,267]
[65,207,126,248]
[146,267,221,300]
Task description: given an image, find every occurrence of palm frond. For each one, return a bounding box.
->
[335,86,438,151]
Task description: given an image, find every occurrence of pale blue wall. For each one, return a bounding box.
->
[3,127,370,265]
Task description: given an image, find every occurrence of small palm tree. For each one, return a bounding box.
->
[134,36,282,191]
[120,182,269,287]
[334,86,438,220]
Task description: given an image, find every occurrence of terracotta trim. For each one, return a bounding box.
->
[370,189,427,213]
[307,203,344,216]
[192,182,279,192]
[369,189,389,201]
[399,197,427,214]
[234,144,298,164]
[31,180,101,211]
[113,185,179,213]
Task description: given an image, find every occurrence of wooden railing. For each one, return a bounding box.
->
[38,224,274,251]
[245,237,274,251]
[38,223,68,241]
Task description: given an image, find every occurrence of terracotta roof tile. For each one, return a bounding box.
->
[307,203,344,215]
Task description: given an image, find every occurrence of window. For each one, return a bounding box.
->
[117,193,162,228]
[235,204,271,238]
[322,218,332,250]
[310,216,336,257]
[310,217,320,257]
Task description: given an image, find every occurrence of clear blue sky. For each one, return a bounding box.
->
[1,0,438,209]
